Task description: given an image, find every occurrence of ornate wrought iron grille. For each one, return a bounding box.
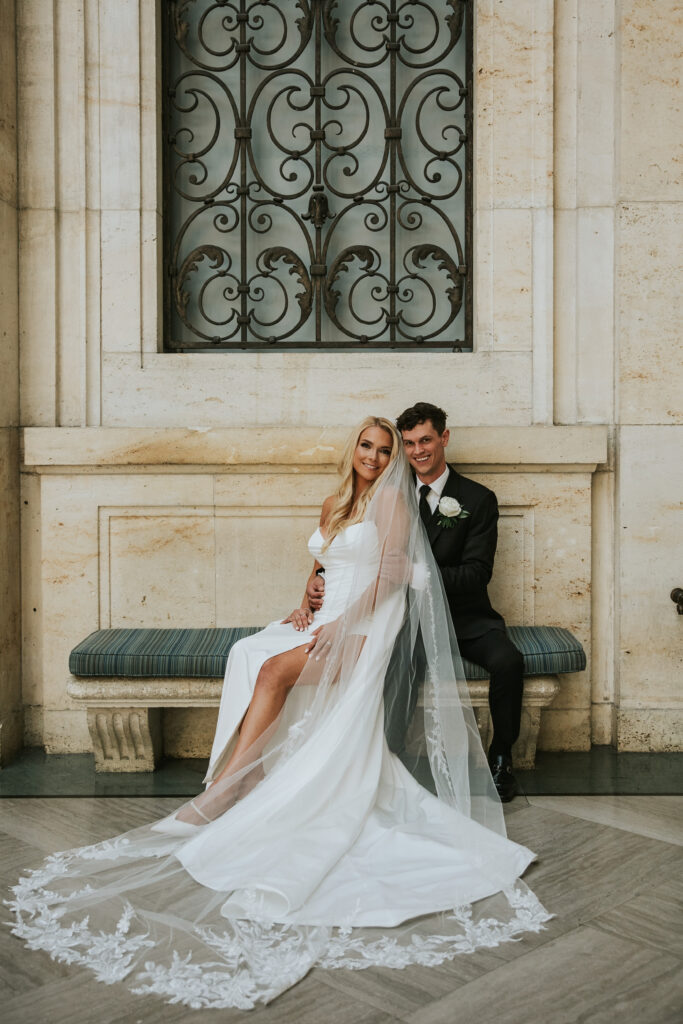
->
[163,0,472,350]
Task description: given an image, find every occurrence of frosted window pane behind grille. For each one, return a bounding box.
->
[164,1,471,350]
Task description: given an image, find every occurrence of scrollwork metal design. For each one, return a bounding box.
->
[164,0,472,350]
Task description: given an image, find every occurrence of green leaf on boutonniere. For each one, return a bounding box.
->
[436,509,470,529]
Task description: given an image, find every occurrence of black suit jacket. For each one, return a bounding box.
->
[384,466,505,755]
[423,465,505,640]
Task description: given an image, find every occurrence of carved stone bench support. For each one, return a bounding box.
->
[67,676,219,773]
[469,675,561,769]
[86,707,162,772]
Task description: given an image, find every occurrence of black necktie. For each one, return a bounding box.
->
[419,484,432,527]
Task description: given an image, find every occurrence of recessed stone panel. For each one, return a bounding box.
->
[215,508,321,627]
[488,507,534,626]
[105,511,216,629]
[33,475,215,713]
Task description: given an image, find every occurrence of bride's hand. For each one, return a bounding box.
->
[304,619,339,660]
[281,607,314,632]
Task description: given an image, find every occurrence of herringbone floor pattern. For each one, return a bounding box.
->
[1,796,682,1023]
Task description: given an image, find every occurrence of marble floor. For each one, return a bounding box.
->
[1,795,682,1023]
[2,747,682,798]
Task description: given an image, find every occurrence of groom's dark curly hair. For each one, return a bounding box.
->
[396,402,447,436]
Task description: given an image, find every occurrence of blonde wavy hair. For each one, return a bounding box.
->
[322,416,402,550]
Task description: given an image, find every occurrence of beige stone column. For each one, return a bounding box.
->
[554,0,619,745]
[0,0,23,765]
[615,1,683,749]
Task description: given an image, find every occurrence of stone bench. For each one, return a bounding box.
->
[67,625,586,772]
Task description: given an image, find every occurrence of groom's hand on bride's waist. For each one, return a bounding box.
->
[306,572,325,611]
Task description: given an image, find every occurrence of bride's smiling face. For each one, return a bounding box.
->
[352,426,394,490]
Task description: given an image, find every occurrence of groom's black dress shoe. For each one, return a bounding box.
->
[489,754,516,803]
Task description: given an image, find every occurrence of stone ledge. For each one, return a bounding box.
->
[67,676,225,708]
[68,674,560,772]
[23,426,608,470]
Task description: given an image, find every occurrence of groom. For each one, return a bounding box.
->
[307,402,523,801]
[394,402,523,801]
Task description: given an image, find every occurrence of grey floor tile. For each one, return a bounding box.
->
[403,925,683,1024]
[2,969,403,1024]
[0,797,180,853]
[592,874,683,959]
[504,804,682,925]
[0,971,257,1024]
[0,828,45,886]
[581,959,683,1024]
[0,925,72,1002]
[317,908,587,1021]
[3,797,682,1023]
[315,956,487,1020]
[0,832,72,1000]
[244,975,402,1024]
[528,795,683,845]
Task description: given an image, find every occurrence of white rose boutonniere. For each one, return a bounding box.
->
[436,495,470,529]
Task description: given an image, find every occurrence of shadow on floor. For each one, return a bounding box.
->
[0,745,681,798]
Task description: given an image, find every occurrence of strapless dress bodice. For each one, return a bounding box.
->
[307,521,379,623]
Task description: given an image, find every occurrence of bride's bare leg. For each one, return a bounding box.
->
[177,644,310,823]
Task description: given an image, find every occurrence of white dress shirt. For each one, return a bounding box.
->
[415,465,451,515]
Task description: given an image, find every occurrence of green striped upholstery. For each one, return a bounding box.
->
[69,627,262,678]
[462,626,586,679]
[70,625,585,679]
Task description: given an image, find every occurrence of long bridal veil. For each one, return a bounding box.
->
[7,453,549,1010]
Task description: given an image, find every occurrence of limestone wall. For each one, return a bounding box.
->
[21,426,604,755]
[0,0,22,764]
[615,3,683,748]
[11,0,683,757]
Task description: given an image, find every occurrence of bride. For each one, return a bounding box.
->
[7,417,550,1010]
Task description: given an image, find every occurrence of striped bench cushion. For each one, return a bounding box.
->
[463,626,586,679]
[69,627,263,678]
[69,625,585,679]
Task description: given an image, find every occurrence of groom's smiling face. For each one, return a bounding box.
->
[400,420,450,484]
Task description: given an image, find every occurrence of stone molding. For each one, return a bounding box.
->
[22,425,608,470]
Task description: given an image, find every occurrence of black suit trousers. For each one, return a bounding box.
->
[384,628,524,763]
[458,630,524,759]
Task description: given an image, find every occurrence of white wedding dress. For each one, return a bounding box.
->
[8,506,551,1010]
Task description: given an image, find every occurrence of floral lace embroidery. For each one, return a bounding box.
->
[320,885,551,969]
[7,845,552,1012]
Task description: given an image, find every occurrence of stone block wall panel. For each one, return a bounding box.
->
[619,0,683,201]
[617,203,683,427]
[617,426,683,749]
[20,427,602,752]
